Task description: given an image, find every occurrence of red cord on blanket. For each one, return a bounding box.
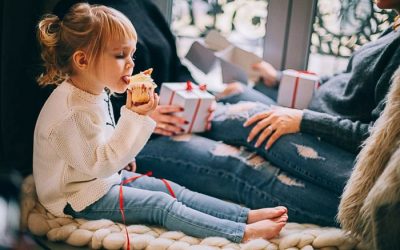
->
[119,171,176,250]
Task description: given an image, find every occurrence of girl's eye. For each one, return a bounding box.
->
[116,53,124,59]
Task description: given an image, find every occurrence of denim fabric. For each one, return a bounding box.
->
[205,102,356,195]
[64,170,248,243]
[136,135,341,226]
[134,88,355,227]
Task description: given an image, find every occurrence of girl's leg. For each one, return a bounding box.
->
[65,185,246,242]
[204,102,356,195]
[119,171,249,223]
[136,134,340,226]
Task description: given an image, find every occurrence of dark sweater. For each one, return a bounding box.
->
[302,28,400,153]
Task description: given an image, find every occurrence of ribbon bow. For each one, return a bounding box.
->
[186,80,193,91]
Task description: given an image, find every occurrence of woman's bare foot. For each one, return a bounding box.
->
[247,206,288,224]
[242,215,288,242]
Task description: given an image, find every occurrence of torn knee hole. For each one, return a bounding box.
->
[277,173,305,187]
[292,143,325,160]
[211,143,241,156]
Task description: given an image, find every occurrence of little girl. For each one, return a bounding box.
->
[33,3,288,243]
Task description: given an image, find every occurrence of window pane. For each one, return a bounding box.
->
[172,0,269,58]
[308,0,396,75]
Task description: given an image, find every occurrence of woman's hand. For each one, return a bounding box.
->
[216,82,244,100]
[206,101,217,131]
[252,61,279,87]
[126,89,159,116]
[244,106,303,150]
[150,104,188,136]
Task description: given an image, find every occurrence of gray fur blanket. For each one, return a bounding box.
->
[338,66,400,249]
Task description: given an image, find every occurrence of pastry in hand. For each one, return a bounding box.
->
[128,68,157,105]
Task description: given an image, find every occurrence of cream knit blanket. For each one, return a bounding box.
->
[21,175,363,250]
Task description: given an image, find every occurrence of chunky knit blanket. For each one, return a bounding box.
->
[21,175,364,250]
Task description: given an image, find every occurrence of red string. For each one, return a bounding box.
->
[186,80,193,91]
[199,84,207,91]
[119,171,176,249]
[161,179,176,198]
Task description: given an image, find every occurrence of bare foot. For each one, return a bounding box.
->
[242,215,288,242]
[247,206,288,224]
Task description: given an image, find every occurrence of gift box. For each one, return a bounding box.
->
[159,81,215,133]
[185,30,262,84]
[277,70,320,109]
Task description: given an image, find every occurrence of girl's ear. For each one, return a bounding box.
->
[72,50,88,70]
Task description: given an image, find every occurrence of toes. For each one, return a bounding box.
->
[266,207,287,218]
[272,213,288,223]
[275,206,288,213]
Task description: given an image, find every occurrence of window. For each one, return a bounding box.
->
[308,0,396,75]
[172,0,269,58]
[169,0,397,82]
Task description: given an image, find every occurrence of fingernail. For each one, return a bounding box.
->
[247,138,251,143]
[184,120,189,124]
[181,128,185,132]
[254,143,259,148]
[180,107,184,111]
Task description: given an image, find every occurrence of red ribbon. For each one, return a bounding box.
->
[186,80,193,91]
[291,76,300,108]
[199,84,207,91]
[290,70,320,108]
[119,171,176,250]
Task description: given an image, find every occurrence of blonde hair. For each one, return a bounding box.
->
[37,3,137,86]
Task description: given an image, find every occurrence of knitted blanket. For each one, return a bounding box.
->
[21,175,363,250]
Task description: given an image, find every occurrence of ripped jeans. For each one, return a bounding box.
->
[136,87,356,226]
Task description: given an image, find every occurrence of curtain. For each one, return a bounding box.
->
[0,0,58,176]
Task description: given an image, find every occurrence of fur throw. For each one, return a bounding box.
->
[338,66,400,247]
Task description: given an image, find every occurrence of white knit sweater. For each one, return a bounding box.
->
[33,81,156,217]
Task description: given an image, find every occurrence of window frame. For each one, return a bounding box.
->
[264,0,317,71]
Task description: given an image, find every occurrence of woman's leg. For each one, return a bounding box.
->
[136,135,341,226]
[204,102,356,195]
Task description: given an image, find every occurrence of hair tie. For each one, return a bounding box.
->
[48,19,61,34]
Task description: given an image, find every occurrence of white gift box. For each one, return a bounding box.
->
[185,30,262,84]
[159,82,215,133]
[277,70,320,109]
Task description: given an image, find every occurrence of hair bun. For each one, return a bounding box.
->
[48,21,61,34]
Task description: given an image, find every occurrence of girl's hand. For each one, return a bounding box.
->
[150,104,188,136]
[252,61,279,87]
[244,106,303,150]
[123,160,137,172]
[126,89,159,116]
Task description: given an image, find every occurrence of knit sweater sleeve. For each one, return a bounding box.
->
[300,109,372,153]
[48,106,155,177]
